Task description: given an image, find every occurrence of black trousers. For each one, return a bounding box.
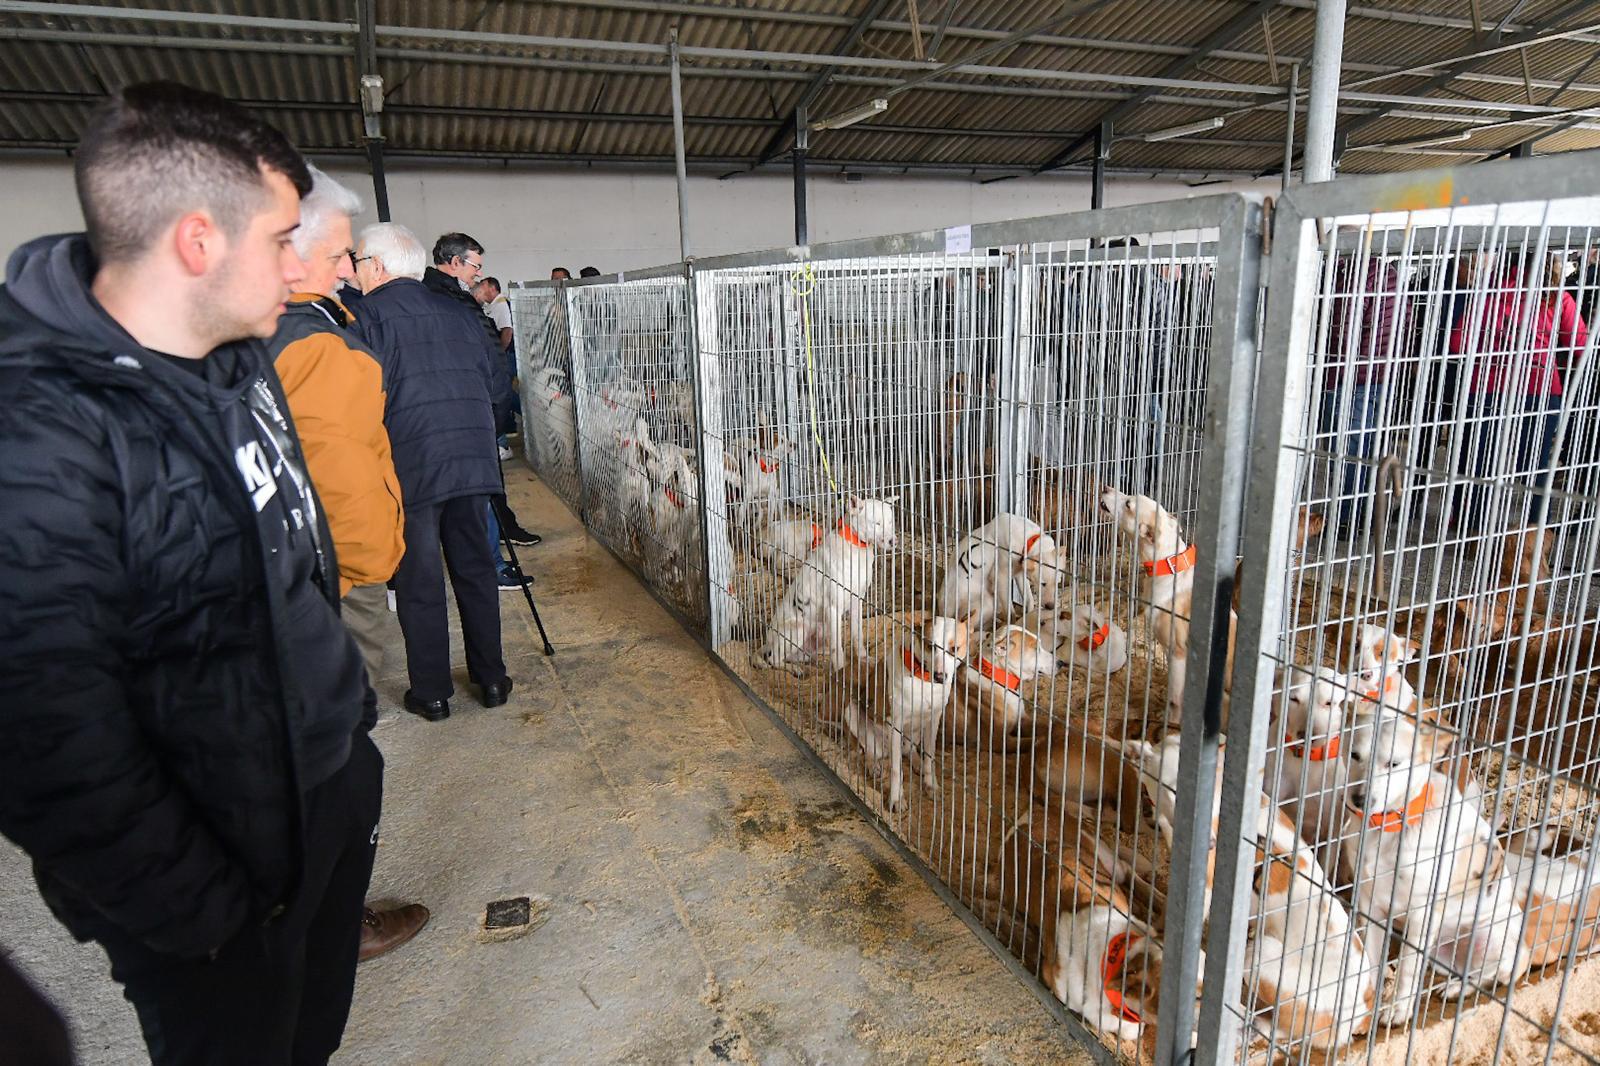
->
[100,733,383,1066]
[394,494,506,700]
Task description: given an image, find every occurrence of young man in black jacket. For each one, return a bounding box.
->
[421,232,542,552]
[0,82,382,1066]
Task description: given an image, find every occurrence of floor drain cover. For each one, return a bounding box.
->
[485,897,532,929]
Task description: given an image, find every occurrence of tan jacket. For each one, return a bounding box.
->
[270,294,405,596]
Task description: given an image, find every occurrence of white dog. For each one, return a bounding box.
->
[940,513,1061,630]
[840,614,968,811]
[944,625,1059,748]
[1342,705,1517,1025]
[1102,487,1233,727]
[728,432,795,529]
[757,496,897,674]
[1274,665,1358,855]
[1032,603,1130,676]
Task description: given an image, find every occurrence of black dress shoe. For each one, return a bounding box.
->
[480,677,513,708]
[403,690,450,722]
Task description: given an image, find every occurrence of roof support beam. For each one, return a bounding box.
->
[1033,0,1282,174]
[750,0,899,168]
[4,23,1598,138]
[1334,0,1599,152]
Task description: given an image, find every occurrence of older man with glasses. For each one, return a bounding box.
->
[353,223,513,722]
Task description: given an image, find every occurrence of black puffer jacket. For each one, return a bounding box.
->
[359,276,503,509]
[422,265,513,432]
[0,234,374,961]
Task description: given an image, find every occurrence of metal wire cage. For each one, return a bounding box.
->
[509,282,581,512]
[508,151,1600,1066]
[1216,153,1600,1066]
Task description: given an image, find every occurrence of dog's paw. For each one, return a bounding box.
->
[1435,978,1476,1004]
[1375,997,1418,1028]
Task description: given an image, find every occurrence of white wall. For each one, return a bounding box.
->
[0,158,1279,282]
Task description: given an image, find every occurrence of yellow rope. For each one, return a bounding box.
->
[791,263,838,493]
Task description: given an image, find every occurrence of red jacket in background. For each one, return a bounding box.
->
[1323,257,1402,387]
[1450,268,1589,397]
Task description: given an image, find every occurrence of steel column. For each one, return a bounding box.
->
[793,107,810,246]
[1090,122,1108,208]
[1303,0,1347,182]
[669,27,692,260]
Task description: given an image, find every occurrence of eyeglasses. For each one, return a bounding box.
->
[459,256,483,272]
[351,254,376,267]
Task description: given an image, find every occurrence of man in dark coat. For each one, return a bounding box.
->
[353,222,512,721]
[0,82,382,1066]
[421,231,542,552]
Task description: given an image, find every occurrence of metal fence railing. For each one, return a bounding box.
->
[509,149,1600,1066]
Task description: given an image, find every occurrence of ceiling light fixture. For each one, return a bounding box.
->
[810,98,890,132]
[1141,116,1226,142]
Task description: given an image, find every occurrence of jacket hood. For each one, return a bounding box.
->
[1,232,260,402]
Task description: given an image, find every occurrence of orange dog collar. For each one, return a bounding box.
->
[810,523,825,550]
[663,486,686,509]
[1101,931,1143,1025]
[1286,733,1341,761]
[903,648,938,683]
[1078,622,1111,651]
[1024,532,1042,555]
[1368,784,1436,832]
[1364,674,1401,702]
[976,656,1023,692]
[758,457,778,474]
[1142,543,1197,577]
[836,520,870,549]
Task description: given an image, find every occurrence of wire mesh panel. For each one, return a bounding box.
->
[693,196,1261,1063]
[1216,152,1600,1066]
[563,270,710,634]
[509,282,581,512]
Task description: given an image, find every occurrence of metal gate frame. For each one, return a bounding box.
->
[1214,150,1600,1066]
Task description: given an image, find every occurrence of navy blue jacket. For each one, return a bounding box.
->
[357,277,502,509]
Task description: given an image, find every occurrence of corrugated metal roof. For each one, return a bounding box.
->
[2,0,1597,178]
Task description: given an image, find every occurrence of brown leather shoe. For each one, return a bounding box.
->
[358,903,431,963]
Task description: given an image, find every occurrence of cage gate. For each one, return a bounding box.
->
[1216,152,1600,1066]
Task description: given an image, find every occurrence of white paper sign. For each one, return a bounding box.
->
[944,224,972,255]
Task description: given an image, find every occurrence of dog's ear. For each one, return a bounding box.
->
[1419,711,1455,763]
[847,494,861,512]
[1139,518,1156,544]
[881,494,901,505]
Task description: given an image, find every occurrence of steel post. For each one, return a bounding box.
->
[669,27,692,259]
[794,107,810,246]
[1303,0,1347,182]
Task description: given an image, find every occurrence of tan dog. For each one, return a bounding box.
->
[1031,726,1147,837]
[944,625,1057,749]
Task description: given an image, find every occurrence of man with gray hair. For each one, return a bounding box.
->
[268,167,430,960]
[352,222,512,722]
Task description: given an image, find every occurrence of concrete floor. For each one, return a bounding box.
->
[0,463,1093,1066]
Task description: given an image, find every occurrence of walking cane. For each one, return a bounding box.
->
[497,468,555,656]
